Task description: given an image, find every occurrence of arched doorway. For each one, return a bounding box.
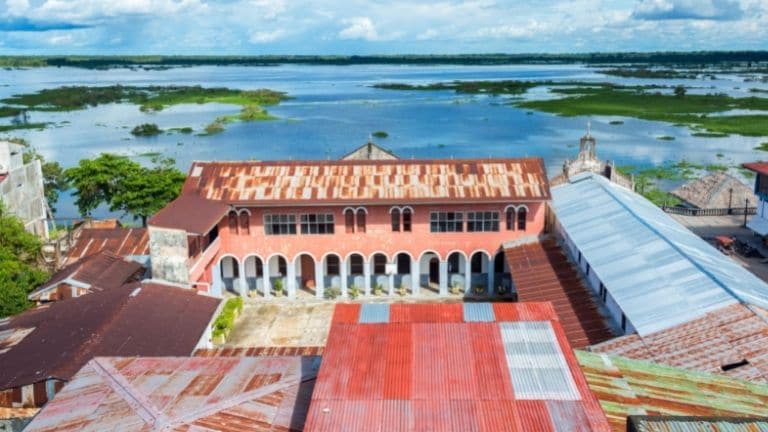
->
[394,252,412,294]
[470,251,490,295]
[419,251,440,295]
[295,254,316,297]
[493,250,512,295]
[370,253,388,295]
[219,255,240,295]
[347,253,365,296]
[267,255,288,296]
[323,254,342,293]
[243,255,264,297]
[447,251,467,294]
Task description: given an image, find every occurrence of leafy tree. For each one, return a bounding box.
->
[65,154,185,226]
[0,204,48,317]
[22,147,70,212]
[674,85,687,98]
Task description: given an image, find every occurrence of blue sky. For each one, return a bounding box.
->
[0,0,765,54]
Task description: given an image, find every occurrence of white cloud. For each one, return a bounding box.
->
[249,0,285,20]
[416,28,439,40]
[338,16,378,40]
[34,0,208,22]
[475,20,547,39]
[633,0,743,20]
[47,33,72,45]
[249,28,286,43]
[5,0,30,16]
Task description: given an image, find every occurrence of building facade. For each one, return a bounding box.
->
[742,162,768,237]
[0,141,47,238]
[148,158,551,299]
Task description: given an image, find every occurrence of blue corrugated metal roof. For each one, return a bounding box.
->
[551,173,768,336]
[463,303,496,322]
[359,303,390,323]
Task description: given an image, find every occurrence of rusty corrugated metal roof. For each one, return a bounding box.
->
[23,355,320,432]
[626,416,768,431]
[148,193,230,234]
[195,346,325,357]
[0,282,220,391]
[742,162,768,177]
[304,302,610,432]
[505,239,617,348]
[65,227,149,265]
[577,350,768,432]
[183,158,551,205]
[590,303,768,384]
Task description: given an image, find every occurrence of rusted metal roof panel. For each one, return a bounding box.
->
[590,303,768,384]
[194,346,324,357]
[505,239,617,348]
[627,416,768,432]
[305,302,610,432]
[148,193,230,234]
[24,355,320,432]
[743,162,768,177]
[184,158,550,205]
[577,350,768,432]
[65,228,149,265]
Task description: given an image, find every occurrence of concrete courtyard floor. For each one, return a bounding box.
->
[223,296,464,348]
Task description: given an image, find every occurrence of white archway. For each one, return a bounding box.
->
[243,254,264,296]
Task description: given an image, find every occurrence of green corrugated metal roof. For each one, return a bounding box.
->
[576,350,768,431]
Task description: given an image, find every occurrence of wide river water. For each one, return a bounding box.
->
[0,64,766,219]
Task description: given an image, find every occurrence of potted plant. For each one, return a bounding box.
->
[473,284,485,295]
[450,281,463,295]
[349,284,360,299]
[374,283,384,296]
[324,286,340,300]
[273,278,284,297]
[497,284,508,295]
[397,283,408,296]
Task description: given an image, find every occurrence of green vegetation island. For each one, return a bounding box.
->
[1,52,768,69]
[0,85,288,133]
[375,81,768,137]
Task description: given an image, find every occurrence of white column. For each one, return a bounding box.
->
[263,260,272,298]
[464,257,472,294]
[287,259,297,299]
[315,260,325,299]
[212,261,223,298]
[363,259,371,296]
[388,272,395,296]
[486,256,495,296]
[340,259,349,298]
[410,256,419,296]
[439,261,448,296]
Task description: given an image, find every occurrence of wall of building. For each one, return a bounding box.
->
[148,227,191,285]
[0,154,47,238]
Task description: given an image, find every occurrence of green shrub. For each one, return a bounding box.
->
[130,123,162,136]
[211,297,243,340]
[348,284,360,299]
[324,286,341,300]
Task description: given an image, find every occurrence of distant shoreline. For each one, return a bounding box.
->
[2,51,768,69]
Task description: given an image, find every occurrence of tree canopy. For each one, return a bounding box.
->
[65,154,186,226]
[0,204,48,317]
[22,146,69,212]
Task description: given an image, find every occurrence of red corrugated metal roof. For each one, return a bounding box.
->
[148,193,230,234]
[23,355,319,432]
[305,302,611,432]
[505,239,617,348]
[183,158,551,205]
[195,346,324,357]
[742,162,768,176]
[64,227,149,265]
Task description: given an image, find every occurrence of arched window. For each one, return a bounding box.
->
[517,207,527,231]
[350,255,364,275]
[471,254,484,274]
[505,207,516,231]
[391,208,401,232]
[447,253,461,273]
[277,256,287,276]
[396,253,411,274]
[239,211,250,235]
[344,209,355,233]
[228,211,238,234]
[326,255,340,276]
[356,209,367,233]
[373,254,387,274]
[402,208,412,232]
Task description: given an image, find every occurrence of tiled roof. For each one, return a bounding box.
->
[577,350,768,431]
[589,303,768,384]
[29,251,145,301]
[23,355,320,432]
[670,172,757,210]
[148,193,230,234]
[0,282,220,391]
[742,162,768,177]
[341,141,399,160]
[305,302,610,432]
[64,227,149,265]
[551,172,768,336]
[505,239,616,348]
[183,158,551,205]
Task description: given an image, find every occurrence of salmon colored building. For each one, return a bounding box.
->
[148,157,550,299]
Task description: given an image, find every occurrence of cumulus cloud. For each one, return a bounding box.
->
[249,28,286,43]
[5,0,30,16]
[249,0,285,20]
[475,20,547,39]
[34,0,208,22]
[338,16,378,40]
[633,0,743,20]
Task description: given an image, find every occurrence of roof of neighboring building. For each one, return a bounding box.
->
[64,227,149,265]
[589,303,768,383]
[504,239,616,348]
[671,171,757,209]
[148,192,230,234]
[0,282,220,391]
[626,416,768,432]
[305,302,611,432]
[29,252,145,301]
[23,355,319,432]
[195,346,325,357]
[341,141,399,160]
[551,172,768,336]
[182,158,551,205]
[742,162,768,177]
[576,350,768,431]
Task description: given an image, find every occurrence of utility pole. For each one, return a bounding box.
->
[744,198,749,228]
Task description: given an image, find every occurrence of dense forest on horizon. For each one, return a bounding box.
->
[1,51,768,69]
